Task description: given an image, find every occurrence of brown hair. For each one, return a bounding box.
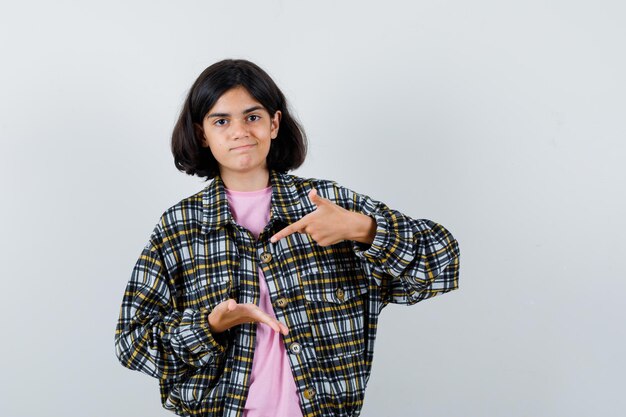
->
[171,59,307,180]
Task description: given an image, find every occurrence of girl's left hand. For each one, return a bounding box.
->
[270,188,376,247]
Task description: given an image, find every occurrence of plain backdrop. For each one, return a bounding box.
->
[1,1,624,416]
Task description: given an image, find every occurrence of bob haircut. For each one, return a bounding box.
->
[171,59,307,180]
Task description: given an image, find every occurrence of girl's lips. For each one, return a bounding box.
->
[231,144,255,151]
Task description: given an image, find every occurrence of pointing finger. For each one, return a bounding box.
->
[270,217,308,243]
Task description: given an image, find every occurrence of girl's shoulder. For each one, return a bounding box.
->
[280,171,371,213]
[274,172,365,216]
[283,171,341,196]
[147,187,206,242]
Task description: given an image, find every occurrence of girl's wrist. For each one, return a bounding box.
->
[347,212,376,246]
[208,311,223,334]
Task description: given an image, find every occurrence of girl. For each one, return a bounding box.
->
[115,59,460,417]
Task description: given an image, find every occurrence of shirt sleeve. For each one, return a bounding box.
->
[114,218,228,380]
[335,182,460,305]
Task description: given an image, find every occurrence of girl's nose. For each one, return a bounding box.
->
[230,118,249,138]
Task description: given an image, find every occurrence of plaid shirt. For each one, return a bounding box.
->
[115,169,460,417]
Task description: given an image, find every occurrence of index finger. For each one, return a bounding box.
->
[251,308,290,335]
[270,217,308,243]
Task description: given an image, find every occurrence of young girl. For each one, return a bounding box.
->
[115,59,460,417]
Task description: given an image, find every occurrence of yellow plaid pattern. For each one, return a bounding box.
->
[115,169,460,417]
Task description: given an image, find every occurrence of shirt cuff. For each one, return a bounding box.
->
[351,212,391,263]
[189,306,228,358]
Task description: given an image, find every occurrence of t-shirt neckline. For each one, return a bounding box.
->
[224,185,272,197]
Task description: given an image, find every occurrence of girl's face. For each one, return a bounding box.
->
[199,86,281,179]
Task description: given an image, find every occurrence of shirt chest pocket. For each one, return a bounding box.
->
[302,268,369,359]
[181,279,231,311]
[195,230,239,290]
[178,232,239,310]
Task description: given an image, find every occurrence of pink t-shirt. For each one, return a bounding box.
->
[225,185,303,417]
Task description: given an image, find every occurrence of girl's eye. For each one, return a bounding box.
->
[247,115,260,122]
[214,119,228,126]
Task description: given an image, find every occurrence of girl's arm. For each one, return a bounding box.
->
[114,220,228,380]
[336,182,461,305]
[269,179,460,305]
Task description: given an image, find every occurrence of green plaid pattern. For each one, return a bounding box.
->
[115,169,460,417]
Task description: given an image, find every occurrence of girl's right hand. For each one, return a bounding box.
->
[208,299,289,335]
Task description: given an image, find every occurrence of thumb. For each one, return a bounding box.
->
[309,188,323,205]
[226,299,237,311]
[309,188,332,208]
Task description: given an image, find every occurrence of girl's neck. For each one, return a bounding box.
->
[221,168,270,192]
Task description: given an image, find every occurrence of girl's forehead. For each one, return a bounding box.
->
[209,86,266,112]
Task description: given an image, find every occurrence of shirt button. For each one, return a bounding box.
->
[335,287,345,301]
[275,297,289,308]
[303,387,316,400]
[289,342,302,355]
[260,252,272,263]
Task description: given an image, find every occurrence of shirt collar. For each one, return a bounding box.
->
[201,169,304,234]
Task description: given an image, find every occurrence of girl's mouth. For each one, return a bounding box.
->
[232,144,255,151]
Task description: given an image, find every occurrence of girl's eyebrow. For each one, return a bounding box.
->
[206,105,265,119]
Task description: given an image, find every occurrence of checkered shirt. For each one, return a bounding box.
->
[114,169,460,417]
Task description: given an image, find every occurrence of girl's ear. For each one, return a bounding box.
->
[271,110,282,139]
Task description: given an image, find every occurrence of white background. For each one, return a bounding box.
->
[1,1,624,416]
